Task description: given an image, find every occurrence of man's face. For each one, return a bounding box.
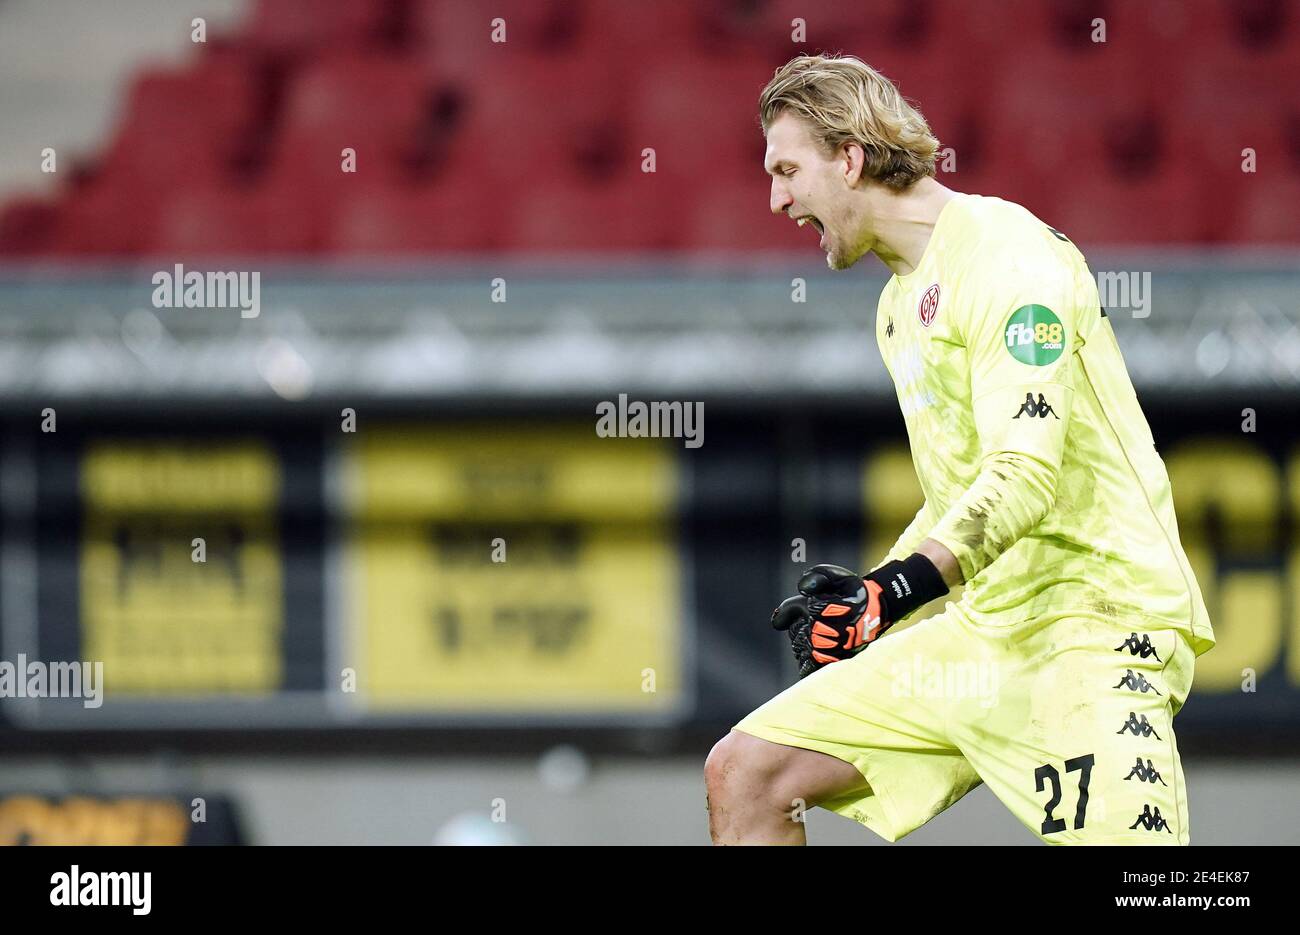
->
[764,111,868,270]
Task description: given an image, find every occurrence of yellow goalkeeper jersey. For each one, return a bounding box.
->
[875,193,1214,656]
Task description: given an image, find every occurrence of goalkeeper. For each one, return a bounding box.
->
[705,55,1214,845]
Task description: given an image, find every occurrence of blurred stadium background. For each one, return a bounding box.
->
[0,0,1297,844]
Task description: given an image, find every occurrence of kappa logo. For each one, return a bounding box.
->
[886,316,895,338]
[1124,757,1168,786]
[918,283,940,327]
[1113,669,1162,695]
[1116,711,1162,739]
[1013,392,1059,420]
[1129,804,1173,833]
[1114,632,1161,661]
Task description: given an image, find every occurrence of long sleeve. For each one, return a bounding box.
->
[926,250,1087,582]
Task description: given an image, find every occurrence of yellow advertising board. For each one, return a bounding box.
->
[79,442,283,695]
[343,426,682,714]
[0,795,190,845]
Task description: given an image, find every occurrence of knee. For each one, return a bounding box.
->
[705,730,781,806]
[703,732,737,799]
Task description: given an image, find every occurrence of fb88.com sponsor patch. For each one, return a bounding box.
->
[1003,304,1065,365]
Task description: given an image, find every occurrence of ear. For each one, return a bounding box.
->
[840,141,866,187]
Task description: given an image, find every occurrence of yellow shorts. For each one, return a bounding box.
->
[734,600,1197,844]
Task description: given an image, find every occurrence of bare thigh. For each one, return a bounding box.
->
[712,729,871,808]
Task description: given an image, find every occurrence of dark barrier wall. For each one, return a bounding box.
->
[0,393,1294,750]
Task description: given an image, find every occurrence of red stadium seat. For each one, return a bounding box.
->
[1229,172,1300,242]
[926,0,1061,55]
[266,55,431,191]
[243,0,396,55]
[97,56,259,192]
[1110,0,1298,59]
[148,184,318,257]
[628,53,775,186]
[1167,106,1290,233]
[45,175,168,256]
[574,0,704,56]
[436,49,627,192]
[769,0,911,38]
[1171,49,1300,174]
[1047,158,1210,246]
[687,0,911,58]
[327,178,501,254]
[0,195,59,255]
[502,175,678,252]
[8,0,1298,257]
[412,0,582,75]
[982,46,1168,217]
[683,177,812,253]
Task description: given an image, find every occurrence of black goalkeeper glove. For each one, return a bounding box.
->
[772,557,949,679]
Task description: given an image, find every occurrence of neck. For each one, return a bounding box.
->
[866,178,959,277]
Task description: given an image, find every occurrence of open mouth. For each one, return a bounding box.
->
[796,215,825,237]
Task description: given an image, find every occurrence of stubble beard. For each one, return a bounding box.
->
[825,237,859,271]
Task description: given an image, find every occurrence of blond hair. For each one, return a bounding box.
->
[759,54,939,191]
